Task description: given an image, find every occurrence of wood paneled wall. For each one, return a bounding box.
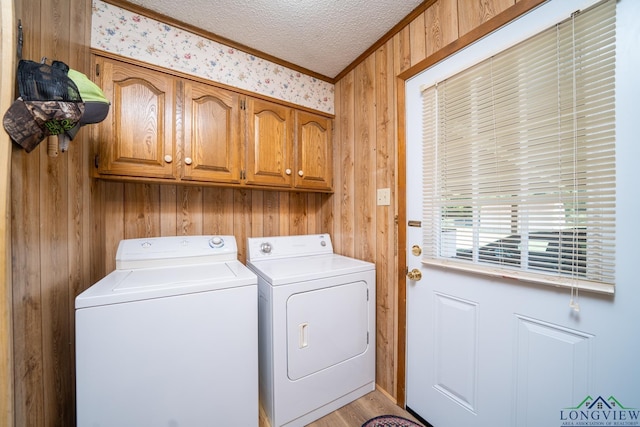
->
[335,0,521,400]
[10,0,93,425]
[7,0,535,425]
[91,184,333,277]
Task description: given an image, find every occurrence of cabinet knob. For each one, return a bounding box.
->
[298,170,304,177]
[184,157,193,165]
[285,168,292,175]
[164,154,173,163]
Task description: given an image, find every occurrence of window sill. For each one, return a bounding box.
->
[421,258,614,295]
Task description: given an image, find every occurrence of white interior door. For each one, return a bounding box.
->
[405,1,640,426]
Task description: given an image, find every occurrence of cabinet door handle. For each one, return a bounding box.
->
[164,155,173,163]
[298,170,304,177]
[285,168,292,175]
[184,157,193,165]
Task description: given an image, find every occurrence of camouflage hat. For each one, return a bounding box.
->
[3,97,84,153]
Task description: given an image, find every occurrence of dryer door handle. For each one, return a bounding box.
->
[299,323,309,349]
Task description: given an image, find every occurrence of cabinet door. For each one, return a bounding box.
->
[245,97,294,188]
[96,57,176,178]
[294,111,333,191]
[182,81,241,183]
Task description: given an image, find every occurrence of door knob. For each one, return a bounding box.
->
[407,268,422,281]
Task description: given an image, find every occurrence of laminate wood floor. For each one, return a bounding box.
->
[259,388,424,427]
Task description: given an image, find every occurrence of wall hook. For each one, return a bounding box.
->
[17,19,23,59]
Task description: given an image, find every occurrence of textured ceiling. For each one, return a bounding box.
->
[123,0,424,78]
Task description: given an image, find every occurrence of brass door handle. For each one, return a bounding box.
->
[407,268,422,281]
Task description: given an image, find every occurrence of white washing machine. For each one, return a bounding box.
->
[246,234,376,427]
[75,235,258,427]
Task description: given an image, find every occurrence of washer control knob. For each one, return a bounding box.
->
[260,242,272,254]
[209,236,224,248]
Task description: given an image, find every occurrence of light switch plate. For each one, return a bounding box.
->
[377,188,391,206]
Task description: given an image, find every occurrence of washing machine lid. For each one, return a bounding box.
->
[75,260,256,308]
[247,253,374,286]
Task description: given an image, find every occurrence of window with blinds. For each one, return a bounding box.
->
[421,0,616,294]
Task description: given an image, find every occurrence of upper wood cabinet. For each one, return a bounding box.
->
[181,81,242,184]
[245,97,294,188]
[294,111,333,191]
[92,55,333,192]
[95,57,176,179]
[245,99,332,191]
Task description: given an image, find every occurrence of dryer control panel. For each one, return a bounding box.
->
[247,234,333,261]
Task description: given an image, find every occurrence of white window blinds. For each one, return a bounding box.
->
[421,0,616,294]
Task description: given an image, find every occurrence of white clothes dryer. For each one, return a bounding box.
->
[246,234,376,427]
[75,235,258,427]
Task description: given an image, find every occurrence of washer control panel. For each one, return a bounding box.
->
[116,235,236,270]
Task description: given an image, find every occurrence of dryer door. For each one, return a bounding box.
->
[286,280,369,380]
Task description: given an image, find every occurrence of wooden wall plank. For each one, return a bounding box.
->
[39,0,74,417]
[353,55,376,264]
[320,194,333,238]
[263,191,280,237]
[0,0,15,422]
[233,189,251,261]
[393,27,412,76]
[331,80,343,252]
[336,71,355,258]
[426,0,459,57]
[251,190,265,237]
[90,176,106,285]
[457,0,515,37]
[11,0,46,423]
[67,0,93,415]
[178,186,203,235]
[278,192,290,237]
[202,187,234,235]
[374,39,398,399]
[409,11,427,66]
[40,149,72,427]
[159,185,178,235]
[11,147,44,426]
[123,183,161,238]
[103,182,124,273]
[289,192,307,235]
[307,194,319,234]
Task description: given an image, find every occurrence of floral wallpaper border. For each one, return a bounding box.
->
[91,0,334,114]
